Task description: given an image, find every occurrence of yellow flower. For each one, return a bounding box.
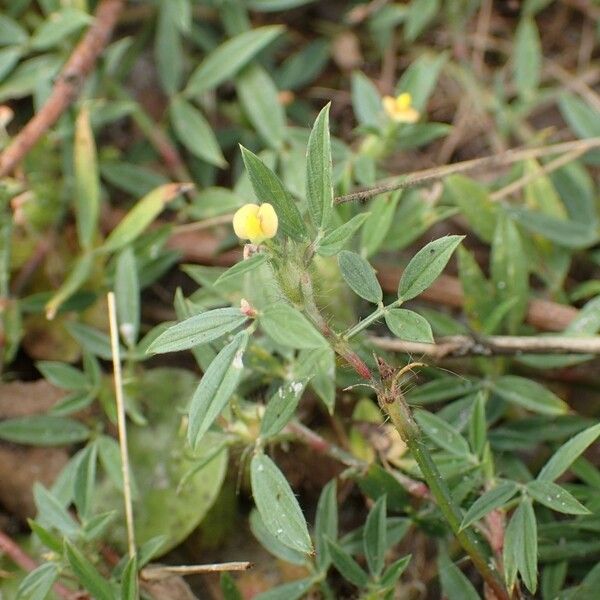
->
[382,92,420,124]
[233,203,278,244]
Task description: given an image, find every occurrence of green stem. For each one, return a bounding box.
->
[343,298,401,340]
[383,394,510,600]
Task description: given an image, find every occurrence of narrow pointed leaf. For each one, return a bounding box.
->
[492,376,568,416]
[537,423,600,482]
[64,541,114,600]
[148,308,247,354]
[170,97,226,167]
[527,480,589,515]
[103,183,192,252]
[186,26,284,96]
[338,250,382,304]
[187,330,249,447]
[261,380,306,439]
[398,236,463,301]
[260,304,325,349]
[460,482,519,531]
[364,495,387,577]
[317,213,369,256]
[306,103,333,229]
[251,453,313,554]
[241,146,307,241]
[74,107,100,249]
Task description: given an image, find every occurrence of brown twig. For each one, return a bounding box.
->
[0,0,124,177]
[370,334,600,358]
[0,530,81,599]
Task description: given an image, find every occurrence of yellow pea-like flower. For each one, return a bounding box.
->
[382,92,420,124]
[233,203,278,244]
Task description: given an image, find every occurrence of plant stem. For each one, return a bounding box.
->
[382,392,510,600]
[344,299,402,340]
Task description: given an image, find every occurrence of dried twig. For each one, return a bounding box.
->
[141,563,252,580]
[107,292,136,559]
[370,334,600,358]
[0,0,124,177]
[334,137,600,205]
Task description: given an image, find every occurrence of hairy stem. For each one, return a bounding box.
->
[382,392,510,600]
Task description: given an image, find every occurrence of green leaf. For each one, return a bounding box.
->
[305,103,333,229]
[338,250,382,304]
[115,248,140,347]
[45,252,94,320]
[250,453,313,554]
[66,322,115,360]
[187,330,249,447]
[0,15,28,46]
[33,483,79,538]
[360,192,401,258]
[380,555,411,588]
[405,0,439,42]
[260,304,326,349]
[537,423,600,482]
[317,213,369,256]
[398,236,463,301]
[490,216,528,332]
[414,409,471,456]
[253,578,314,600]
[351,71,382,129]
[186,26,284,96]
[249,509,306,565]
[327,538,369,587]
[503,499,538,594]
[438,551,480,600]
[364,495,387,577]
[28,520,63,554]
[514,17,541,99]
[492,376,568,416]
[446,175,498,243]
[0,416,90,446]
[120,556,139,600]
[170,96,226,167]
[457,246,496,333]
[74,107,100,250]
[240,146,307,241]
[215,253,269,286]
[74,442,98,519]
[558,93,600,139]
[148,308,247,354]
[396,53,447,111]
[236,63,285,151]
[460,482,519,531]
[315,479,337,572]
[64,540,114,600]
[385,308,433,343]
[220,573,243,600]
[260,380,306,439]
[17,563,58,600]
[506,207,598,249]
[30,8,90,50]
[526,480,589,515]
[36,361,88,390]
[155,1,183,94]
[103,183,190,253]
[468,392,487,457]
